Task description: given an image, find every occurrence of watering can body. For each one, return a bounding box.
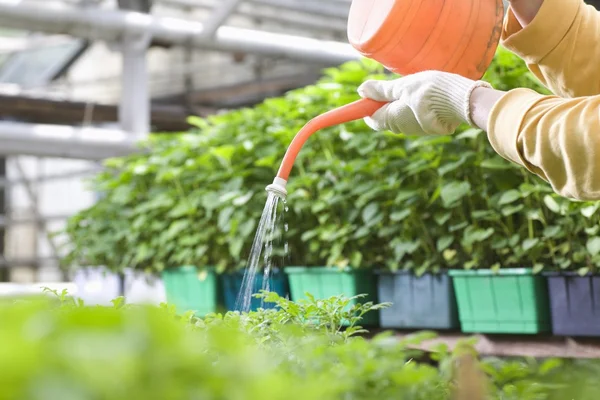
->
[347,0,505,80]
[268,0,506,191]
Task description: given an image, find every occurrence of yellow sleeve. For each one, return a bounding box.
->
[502,0,600,98]
[487,89,600,201]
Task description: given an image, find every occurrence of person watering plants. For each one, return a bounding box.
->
[357,0,600,201]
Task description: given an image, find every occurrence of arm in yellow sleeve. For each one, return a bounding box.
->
[502,0,600,98]
[487,88,600,201]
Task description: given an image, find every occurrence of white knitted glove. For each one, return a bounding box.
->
[357,71,492,136]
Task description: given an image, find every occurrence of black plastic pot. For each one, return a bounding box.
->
[377,271,459,329]
[545,272,600,337]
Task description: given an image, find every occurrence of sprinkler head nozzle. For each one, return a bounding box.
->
[265,177,288,199]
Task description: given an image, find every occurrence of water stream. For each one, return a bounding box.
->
[235,191,286,312]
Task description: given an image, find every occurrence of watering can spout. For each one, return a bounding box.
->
[266,177,288,199]
[265,98,385,199]
[273,98,386,184]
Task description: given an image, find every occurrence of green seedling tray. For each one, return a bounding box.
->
[162,266,219,317]
[449,268,550,334]
[285,266,379,326]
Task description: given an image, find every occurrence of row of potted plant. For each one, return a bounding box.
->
[161,264,599,337]
[60,49,600,337]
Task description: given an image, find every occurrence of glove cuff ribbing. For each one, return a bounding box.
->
[431,74,493,127]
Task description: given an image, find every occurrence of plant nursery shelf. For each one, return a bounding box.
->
[379,331,600,359]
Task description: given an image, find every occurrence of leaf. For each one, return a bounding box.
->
[508,234,520,248]
[437,236,454,252]
[394,190,419,204]
[579,267,591,276]
[440,181,471,207]
[392,239,420,260]
[353,226,370,239]
[166,220,188,239]
[362,203,379,223]
[586,226,600,235]
[543,226,561,238]
[491,237,507,249]
[434,212,452,226]
[455,128,483,140]
[462,227,494,246]
[587,237,600,256]
[539,358,564,375]
[390,209,411,222]
[498,189,521,205]
[239,219,256,239]
[301,230,319,242]
[443,249,457,261]
[438,154,469,176]
[218,207,235,232]
[449,221,468,232]
[522,238,540,251]
[532,263,544,274]
[350,251,363,267]
[581,203,600,218]
[543,195,561,214]
[471,210,494,220]
[480,157,512,170]
[229,237,244,259]
[501,204,524,216]
[233,191,254,206]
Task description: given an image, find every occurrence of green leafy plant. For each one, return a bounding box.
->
[61,47,600,277]
[4,291,600,400]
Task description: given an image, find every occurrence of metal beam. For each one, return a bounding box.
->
[119,31,151,137]
[0,159,5,282]
[0,121,139,160]
[0,214,75,227]
[247,0,350,19]
[0,169,100,188]
[0,93,195,132]
[0,256,59,268]
[0,3,359,65]
[202,0,243,38]
[161,0,347,33]
[12,160,61,262]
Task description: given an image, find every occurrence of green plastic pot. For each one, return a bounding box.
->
[449,268,551,334]
[285,266,379,326]
[161,266,219,316]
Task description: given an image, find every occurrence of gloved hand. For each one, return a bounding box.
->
[357,70,493,136]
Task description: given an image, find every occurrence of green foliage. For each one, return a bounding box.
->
[3,290,600,400]
[61,46,600,275]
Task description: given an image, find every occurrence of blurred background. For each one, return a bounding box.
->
[0,0,360,302]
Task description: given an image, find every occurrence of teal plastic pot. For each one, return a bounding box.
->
[449,268,551,334]
[161,266,219,316]
[220,268,289,312]
[285,266,379,326]
[377,271,459,329]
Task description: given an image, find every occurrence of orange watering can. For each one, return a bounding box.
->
[266,0,504,199]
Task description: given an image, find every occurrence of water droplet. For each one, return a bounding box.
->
[284,223,289,232]
[285,206,289,212]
